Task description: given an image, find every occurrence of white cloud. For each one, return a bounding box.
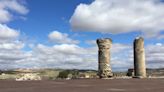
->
[111,43,164,70]
[0,0,28,43]
[157,34,164,39]
[0,0,30,69]
[111,43,131,53]
[19,43,97,70]
[0,42,24,50]
[48,31,79,44]
[0,38,163,71]
[0,24,19,42]
[70,0,164,38]
[111,43,133,71]
[0,0,163,71]
[0,0,29,23]
[145,43,164,68]
[28,42,132,71]
[0,41,30,69]
[156,43,162,46]
[85,40,96,45]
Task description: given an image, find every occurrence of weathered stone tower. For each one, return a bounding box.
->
[133,37,146,78]
[97,38,113,78]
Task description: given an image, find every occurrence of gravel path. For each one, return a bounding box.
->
[0,79,164,92]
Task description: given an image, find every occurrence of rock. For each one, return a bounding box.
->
[16,73,41,81]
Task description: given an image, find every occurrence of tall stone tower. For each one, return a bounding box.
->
[133,37,146,78]
[97,38,113,78]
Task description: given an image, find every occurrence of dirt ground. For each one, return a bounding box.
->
[0,79,164,92]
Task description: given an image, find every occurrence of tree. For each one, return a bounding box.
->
[57,70,70,78]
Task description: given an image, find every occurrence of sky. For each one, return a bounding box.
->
[0,0,164,71]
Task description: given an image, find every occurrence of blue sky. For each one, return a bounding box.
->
[8,0,146,45]
[8,0,164,46]
[0,0,164,71]
[8,0,95,46]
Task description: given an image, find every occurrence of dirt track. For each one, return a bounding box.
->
[0,79,164,92]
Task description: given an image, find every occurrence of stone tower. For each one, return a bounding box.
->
[133,37,146,78]
[97,38,113,78]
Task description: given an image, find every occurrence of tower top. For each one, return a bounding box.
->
[135,36,144,40]
[96,38,112,44]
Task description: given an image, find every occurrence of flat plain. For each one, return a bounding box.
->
[0,79,164,92]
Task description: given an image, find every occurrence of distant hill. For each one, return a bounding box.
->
[127,68,164,77]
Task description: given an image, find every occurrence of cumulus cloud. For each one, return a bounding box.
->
[0,0,29,69]
[45,44,96,69]
[70,0,164,38]
[0,0,163,71]
[26,41,163,71]
[0,34,154,70]
[0,24,27,69]
[0,24,19,42]
[0,41,30,69]
[0,41,24,50]
[48,31,79,44]
[13,43,97,70]
[145,43,164,68]
[0,0,29,23]
[111,43,164,70]
[27,42,132,71]
[0,0,28,42]
[157,34,164,39]
[110,43,133,71]
[0,38,163,71]
[85,40,96,45]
